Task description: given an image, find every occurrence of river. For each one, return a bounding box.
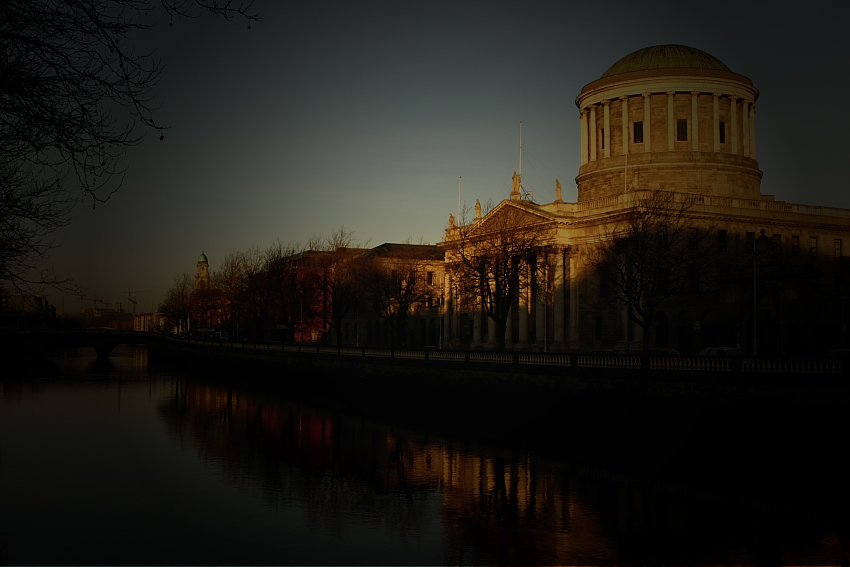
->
[1,345,848,565]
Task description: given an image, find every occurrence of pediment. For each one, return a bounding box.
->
[467,200,555,237]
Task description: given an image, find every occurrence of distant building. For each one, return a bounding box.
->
[196,252,210,290]
[134,312,167,332]
[0,293,55,328]
[441,45,850,355]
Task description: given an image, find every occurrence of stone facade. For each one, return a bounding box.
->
[440,45,850,355]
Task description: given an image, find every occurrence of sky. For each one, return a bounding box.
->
[44,0,850,314]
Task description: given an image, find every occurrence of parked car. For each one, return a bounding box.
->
[590,349,625,355]
[827,348,850,356]
[698,347,745,356]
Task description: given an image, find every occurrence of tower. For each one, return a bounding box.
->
[196,252,210,290]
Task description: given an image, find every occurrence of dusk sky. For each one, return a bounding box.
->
[46,1,850,313]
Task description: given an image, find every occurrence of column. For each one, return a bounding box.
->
[569,256,579,346]
[579,110,588,165]
[486,307,497,349]
[742,100,750,157]
[712,93,721,153]
[667,92,675,151]
[473,294,482,346]
[750,103,757,160]
[643,92,652,152]
[691,91,699,151]
[518,283,529,347]
[603,100,611,158]
[730,96,738,154]
[620,96,629,156]
[553,250,565,347]
[590,106,597,162]
[442,273,452,344]
[535,253,546,349]
[505,302,513,349]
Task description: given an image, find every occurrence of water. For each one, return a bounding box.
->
[1,346,849,565]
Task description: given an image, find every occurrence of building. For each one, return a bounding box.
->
[196,252,210,290]
[441,45,850,355]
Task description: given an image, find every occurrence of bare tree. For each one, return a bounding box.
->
[362,242,441,349]
[445,201,554,351]
[587,190,717,355]
[210,250,247,336]
[263,240,305,343]
[159,273,194,335]
[305,227,367,347]
[0,0,257,288]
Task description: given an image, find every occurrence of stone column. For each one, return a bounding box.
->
[442,273,451,344]
[750,103,757,160]
[603,100,611,158]
[486,307,497,349]
[535,253,547,350]
[472,294,482,347]
[712,93,721,153]
[643,92,652,152]
[553,250,565,348]
[742,100,750,157]
[730,96,738,155]
[590,106,597,162]
[620,96,629,156]
[518,282,529,348]
[580,110,588,165]
[667,92,675,151]
[691,91,699,151]
[569,255,579,347]
[504,301,512,349]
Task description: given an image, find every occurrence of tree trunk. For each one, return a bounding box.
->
[494,316,508,352]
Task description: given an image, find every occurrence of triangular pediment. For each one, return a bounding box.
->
[466,200,556,237]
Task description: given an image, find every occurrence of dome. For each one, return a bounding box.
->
[198,252,208,263]
[601,45,731,78]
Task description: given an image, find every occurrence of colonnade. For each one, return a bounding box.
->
[578,92,757,165]
[440,249,577,350]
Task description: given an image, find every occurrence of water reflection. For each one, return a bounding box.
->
[158,377,850,566]
[2,347,849,565]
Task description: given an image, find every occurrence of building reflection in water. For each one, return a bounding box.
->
[157,380,849,566]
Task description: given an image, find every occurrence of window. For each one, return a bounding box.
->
[772,234,782,255]
[677,119,688,141]
[836,239,842,259]
[719,121,726,144]
[599,270,610,297]
[689,227,699,251]
[594,316,603,341]
[810,236,818,257]
[427,271,434,286]
[601,128,605,149]
[633,121,644,143]
[792,235,800,256]
[746,231,755,253]
[718,229,728,253]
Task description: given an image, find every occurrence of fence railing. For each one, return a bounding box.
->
[158,336,849,374]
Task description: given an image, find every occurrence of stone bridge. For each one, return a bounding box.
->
[0,329,181,359]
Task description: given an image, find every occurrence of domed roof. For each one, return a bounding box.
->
[198,252,208,263]
[601,45,731,78]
